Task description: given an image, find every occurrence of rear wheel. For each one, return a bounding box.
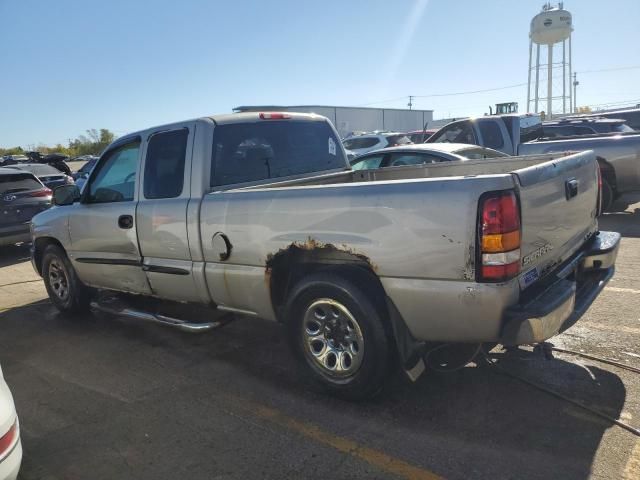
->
[42,245,92,314]
[601,178,613,212]
[284,273,392,400]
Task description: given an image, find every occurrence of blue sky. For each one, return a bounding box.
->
[1,0,639,147]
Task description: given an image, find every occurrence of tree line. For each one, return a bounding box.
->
[1,128,116,158]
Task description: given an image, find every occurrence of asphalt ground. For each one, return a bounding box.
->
[0,195,639,480]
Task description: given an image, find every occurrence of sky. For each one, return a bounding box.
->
[1,0,639,147]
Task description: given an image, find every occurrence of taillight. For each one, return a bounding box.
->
[478,190,521,282]
[0,420,17,455]
[596,165,603,215]
[259,112,291,120]
[28,188,52,197]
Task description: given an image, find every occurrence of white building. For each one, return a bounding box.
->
[234,105,434,138]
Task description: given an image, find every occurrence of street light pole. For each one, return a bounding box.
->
[572,72,579,113]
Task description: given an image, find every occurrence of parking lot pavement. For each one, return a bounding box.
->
[0,196,639,480]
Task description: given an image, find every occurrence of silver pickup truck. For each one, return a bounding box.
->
[427,114,640,210]
[30,112,620,399]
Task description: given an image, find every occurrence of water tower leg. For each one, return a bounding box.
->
[527,40,533,113]
[562,40,566,114]
[547,44,553,119]
[534,43,540,112]
[569,35,573,113]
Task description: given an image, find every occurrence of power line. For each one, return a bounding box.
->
[413,82,528,98]
[577,65,640,74]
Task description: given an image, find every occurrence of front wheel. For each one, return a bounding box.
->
[284,273,392,400]
[42,244,92,314]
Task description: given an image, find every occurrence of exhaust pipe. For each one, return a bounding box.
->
[90,299,230,333]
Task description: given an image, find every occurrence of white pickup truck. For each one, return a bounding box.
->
[30,112,620,399]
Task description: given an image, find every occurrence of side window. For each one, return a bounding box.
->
[87,141,140,203]
[478,121,504,150]
[429,122,476,145]
[351,154,384,171]
[144,129,188,199]
[387,153,438,167]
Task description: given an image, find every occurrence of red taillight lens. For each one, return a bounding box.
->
[596,165,603,215]
[28,188,52,197]
[481,192,520,235]
[0,420,17,455]
[259,112,291,120]
[479,190,521,282]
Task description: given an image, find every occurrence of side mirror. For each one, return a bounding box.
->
[53,184,81,206]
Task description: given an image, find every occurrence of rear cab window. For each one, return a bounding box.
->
[211,120,346,187]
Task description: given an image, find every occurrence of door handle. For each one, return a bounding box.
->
[118,215,134,229]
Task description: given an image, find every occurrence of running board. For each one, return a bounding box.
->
[90,298,231,333]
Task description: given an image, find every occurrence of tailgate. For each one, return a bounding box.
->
[514,151,598,287]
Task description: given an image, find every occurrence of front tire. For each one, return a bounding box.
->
[42,244,92,314]
[284,273,392,400]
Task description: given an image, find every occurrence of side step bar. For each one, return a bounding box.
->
[90,299,231,333]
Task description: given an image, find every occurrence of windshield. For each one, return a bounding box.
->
[0,173,43,194]
[456,147,508,159]
[613,123,634,133]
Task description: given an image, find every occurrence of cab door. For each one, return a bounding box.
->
[67,136,151,294]
[135,123,206,303]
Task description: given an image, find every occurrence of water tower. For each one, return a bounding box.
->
[526,3,573,117]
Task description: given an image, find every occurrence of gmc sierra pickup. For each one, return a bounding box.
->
[427,113,640,209]
[30,112,620,399]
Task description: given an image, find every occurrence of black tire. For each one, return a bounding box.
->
[284,273,392,401]
[42,244,92,314]
[601,178,613,213]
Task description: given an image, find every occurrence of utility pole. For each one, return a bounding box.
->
[408,96,414,110]
[572,72,579,113]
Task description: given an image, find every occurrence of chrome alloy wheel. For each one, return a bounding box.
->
[48,258,70,301]
[302,299,365,378]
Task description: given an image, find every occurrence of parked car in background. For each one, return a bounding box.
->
[350,143,508,170]
[406,129,438,144]
[576,108,640,131]
[0,168,52,246]
[31,112,618,400]
[342,132,412,157]
[0,363,21,480]
[0,156,28,165]
[72,156,99,191]
[6,163,74,191]
[543,117,634,137]
[427,113,640,209]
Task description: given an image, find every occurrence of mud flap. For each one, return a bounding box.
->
[385,296,427,382]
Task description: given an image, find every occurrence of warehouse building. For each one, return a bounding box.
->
[234,105,434,138]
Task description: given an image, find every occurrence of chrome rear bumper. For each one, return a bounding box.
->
[500,231,620,346]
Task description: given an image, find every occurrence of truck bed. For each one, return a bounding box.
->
[234,152,574,189]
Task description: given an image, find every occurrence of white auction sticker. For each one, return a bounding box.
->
[328,137,336,156]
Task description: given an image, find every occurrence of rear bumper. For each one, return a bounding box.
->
[500,231,620,346]
[0,224,30,247]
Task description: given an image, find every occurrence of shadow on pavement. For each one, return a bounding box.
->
[0,299,629,480]
[600,208,640,238]
[0,243,32,268]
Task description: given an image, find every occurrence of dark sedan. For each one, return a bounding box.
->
[6,163,75,191]
[0,168,52,246]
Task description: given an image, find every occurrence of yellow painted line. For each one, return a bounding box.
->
[232,397,443,480]
[606,287,640,294]
[623,438,640,480]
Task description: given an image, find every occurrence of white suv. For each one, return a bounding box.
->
[343,132,412,157]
